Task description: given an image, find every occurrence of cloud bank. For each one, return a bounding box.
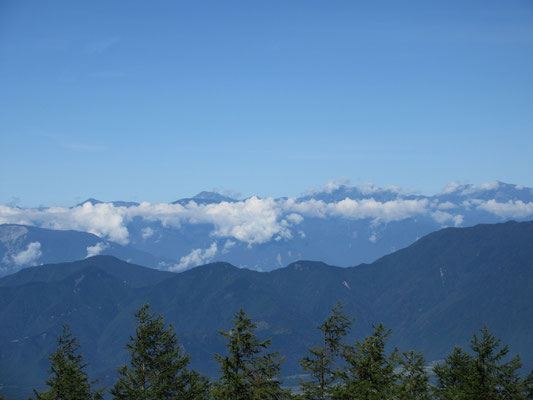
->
[1,182,531,249]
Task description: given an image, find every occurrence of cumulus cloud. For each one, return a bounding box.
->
[431,211,464,227]
[283,197,430,223]
[0,203,130,244]
[437,201,457,210]
[460,181,500,195]
[476,200,533,218]
[324,178,350,193]
[440,181,501,196]
[305,178,350,195]
[85,242,109,258]
[121,197,301,245]
[189,197,296,244]
[328,198,429,223]
[11,242,42,266]
[141,227,154,239]
[453,215,464,226]
[170,242,218,272]
[440,181,462,194]
[222,240,236,254]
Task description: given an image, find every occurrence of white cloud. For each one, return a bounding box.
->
[283,197,430,223]
[306,178,350,195]
[170,242,218,272]
[369,233,377,243]
[453,215,464,226]
[476,200,533,218]
[141,227,154,239]
[285,213,304,224]
[326,198,430,223]
[0,203,130,244]
[461,181,500,195]
[283,198,328,218]
[222,239,236,254]
[85,242,109,258]
[11,242,42,266]
[190,197,294,244]
[440,181,462,194]
[440,181,501,196]
[431,211,464,227]
[437,201,457,210]
[324,178,350,193]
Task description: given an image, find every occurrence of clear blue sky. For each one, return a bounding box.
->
[1,0,532,207]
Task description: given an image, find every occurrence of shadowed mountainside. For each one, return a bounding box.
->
[0,221,532,399]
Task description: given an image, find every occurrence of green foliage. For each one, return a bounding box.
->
[31,324,103,400]
[332,323,399,400]
[212,308,291,400]
[397,350,431,400]
[299,302,351,400]
[110,304,209,400]
[433,326,527,400]
[524,369,533,399]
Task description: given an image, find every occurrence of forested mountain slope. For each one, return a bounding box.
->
[0,221,532,399]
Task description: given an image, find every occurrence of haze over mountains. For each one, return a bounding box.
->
[0,220,532,399]
[1,181,532,276]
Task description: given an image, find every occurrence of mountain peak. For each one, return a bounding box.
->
[172,191,236,205]
[284,260,332,271]
[76,198,103,207]
[193,191,235,202]
[74,199,139,208]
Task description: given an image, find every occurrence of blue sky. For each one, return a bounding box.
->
[1,0,532,207]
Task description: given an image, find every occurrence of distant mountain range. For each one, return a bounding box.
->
[0,224,171,276]
[1,181,533,275]
[1,220,532,399]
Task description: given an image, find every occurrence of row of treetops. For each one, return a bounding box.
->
[22,302,533,400]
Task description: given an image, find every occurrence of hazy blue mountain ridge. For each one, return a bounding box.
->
[0,224,170,277]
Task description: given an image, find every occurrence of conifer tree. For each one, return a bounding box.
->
[433,326,526,400]
[397,350,431,400]
[332,323,399,400]
[523,369,533,399]
[32,324,103,400]
[299,302,351,400]
[212,308,291,400]
[110,304,209,400]
[433,346,474,400]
